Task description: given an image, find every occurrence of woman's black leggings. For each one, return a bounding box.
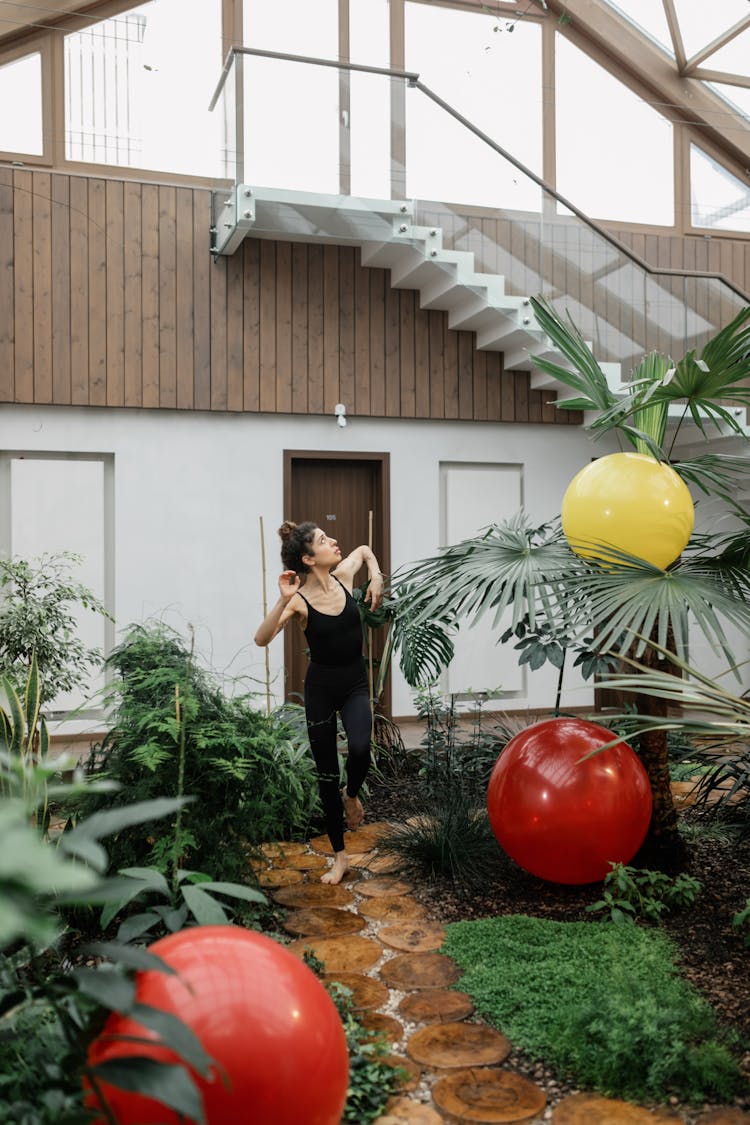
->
[304,659,372,853]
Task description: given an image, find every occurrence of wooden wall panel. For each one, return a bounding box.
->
[0,169,584,426]
[609,226,750,299]
[87,179,106,407]
[123,181,142,408]
[32,173,52,404]
[50,174,71,404]
[105,180,124,408]
[0,168,13,403]
[13,170,33,403]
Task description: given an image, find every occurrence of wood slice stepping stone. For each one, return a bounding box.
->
[358,877,414,898]
[359,896,428,923]
[432,1068,547,1124]
[384,1054,421,1092]
[374,1096,444,1124]
[248,857,267,873]
[379,921,446,953]
[552,1094,667,1123]
[285,934,382,972]
[286,852,328,871]
[324,972,389,1010]
[399,989,474,1024]
[407,1024,510,1069]
[363,852,406,874]
[258,867,304,888]
[272,883,354,908]
[357,1012,404,1044]
[260,840,309,859]
[381,952,461,991]
[345,825,391,852]
[309,834,334,855]
[282,906,365,938]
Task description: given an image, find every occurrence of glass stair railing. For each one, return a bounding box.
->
[208,48,749,405]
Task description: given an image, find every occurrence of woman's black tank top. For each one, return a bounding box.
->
[298,576,364,667]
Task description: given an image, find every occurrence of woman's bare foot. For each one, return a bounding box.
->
[321,851,349,885]
[341,787,365,831]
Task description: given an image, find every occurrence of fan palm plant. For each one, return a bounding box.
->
[390,298,750,866]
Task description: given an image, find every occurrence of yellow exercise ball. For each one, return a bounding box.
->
[561,451,694,569]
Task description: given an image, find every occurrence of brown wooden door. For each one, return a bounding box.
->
[283,452,390,712]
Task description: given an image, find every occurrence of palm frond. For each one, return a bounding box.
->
[395,513,578,637]
[672,454,750,498]
[574,552,750,667]
[530,296,619,414]
[595,644,750,743]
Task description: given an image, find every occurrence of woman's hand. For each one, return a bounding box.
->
[278,570,301,601]
[365,573,384,611]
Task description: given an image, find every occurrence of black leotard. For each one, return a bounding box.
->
[300,576,364,667]
[297,576,371,854]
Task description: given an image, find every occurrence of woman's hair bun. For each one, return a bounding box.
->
[278,520,297,542]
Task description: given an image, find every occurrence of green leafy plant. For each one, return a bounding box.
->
[443,913,742,1104]
[0,662,220,1123]
[0,552,110,709]
[596,644,750,840]
[78,623,320,881]
[587,862,702,924]
[104,866,267,942]
[732,899,750,947]
[376,687,516,891]
[0,793,205,1121]
[302,952,406,1124]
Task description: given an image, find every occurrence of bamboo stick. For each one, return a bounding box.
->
[259,516,272,717]
[368,509,375,721]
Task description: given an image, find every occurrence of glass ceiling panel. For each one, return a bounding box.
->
[707,27,750,71]
[674,0,750,59]
[709,82,750,123]
[601,1,673,55]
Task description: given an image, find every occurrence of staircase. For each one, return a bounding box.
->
[211,186,552,380]
[211,184,749,445]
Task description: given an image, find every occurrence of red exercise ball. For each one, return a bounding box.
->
[86,925,349,1125]
[487,717,652,885]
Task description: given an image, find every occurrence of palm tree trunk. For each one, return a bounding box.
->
[631,643,686,871]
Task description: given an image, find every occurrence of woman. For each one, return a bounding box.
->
[254,521,384,885]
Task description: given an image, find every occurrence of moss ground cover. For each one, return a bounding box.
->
[442,913,742,1104]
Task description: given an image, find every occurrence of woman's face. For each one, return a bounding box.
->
[307,527,342,568]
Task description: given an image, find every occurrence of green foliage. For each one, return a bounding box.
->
[530,295,750,458]
[598,646,750,840]
[377,687,514,891]
[443,914,741,1104]
[0,553,109,708]
[78,623,320,881]
[587,863,702,924]
[0,770,205,1121]
[105,866,266,942]
[302,955,405,1124]
[732,898,750,947]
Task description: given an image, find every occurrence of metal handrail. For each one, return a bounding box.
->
[209,45,750,305]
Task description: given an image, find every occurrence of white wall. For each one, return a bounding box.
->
[1,403,617,723]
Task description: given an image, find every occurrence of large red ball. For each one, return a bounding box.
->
[86,926,349,1125]
[487,717,652,885]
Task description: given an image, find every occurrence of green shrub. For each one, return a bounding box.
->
[587,862,702,924]
[303,952,405,1124]
[0,552,109,709]
[733,898,750,947]
[78,624,320,881]
[442,914,742,1104]
[376,686,512,891]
